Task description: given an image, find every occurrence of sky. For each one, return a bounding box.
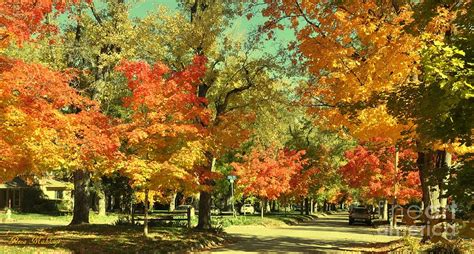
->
[127,0,296,56]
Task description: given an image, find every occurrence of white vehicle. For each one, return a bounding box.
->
[240,204,255,214]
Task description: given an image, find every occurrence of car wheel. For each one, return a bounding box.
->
[366,219,372,226]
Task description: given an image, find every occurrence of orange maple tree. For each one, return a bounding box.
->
[340,138,421,205]
[0,59,120,223]
[0,0,119,225]
[0,0,87,46]
[232,146,306,215]
[257,0,419,141]
[115,56,210,233]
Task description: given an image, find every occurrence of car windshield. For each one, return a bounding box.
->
[353,208,369,213]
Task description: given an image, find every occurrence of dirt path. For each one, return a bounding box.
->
[206,212,401,253]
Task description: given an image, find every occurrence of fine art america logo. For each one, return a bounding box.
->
[377,202,461,238]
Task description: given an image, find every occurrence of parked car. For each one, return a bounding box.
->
[349,206,373,225]
[211,205,220,215]
[240,204,255,214]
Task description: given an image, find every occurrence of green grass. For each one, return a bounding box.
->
[5,212,119,225]
[0,211,315,253]
[0,224,230,253]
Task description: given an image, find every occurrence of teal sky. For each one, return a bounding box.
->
[127,0,295,56]
[130,0,179,17]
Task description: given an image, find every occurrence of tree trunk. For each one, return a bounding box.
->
[304,197,310,215]
[261,200,264,219]
[169,192,177,212]
[438,151,451,212]
[310,199,314,214]
[197,190,212,230]
[265,200,271,213]
[98,188,106,216]
[144,188,149,237]
[113,194,121,211]
[300,200,304,215]
[70,170,91,225]
[418,151,434,242]
[383,199,388,220]
[196,155,214,230]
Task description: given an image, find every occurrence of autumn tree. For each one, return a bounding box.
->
[131,0,296,229]
[1,0,121,225]
[340,139,421,206]
[116,56,209,235]
[232,146,306,218]
[257,1,473,225]
[284,116,355,214]
[0,58,118,226]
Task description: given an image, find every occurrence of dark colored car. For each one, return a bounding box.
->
[349,207,373,225]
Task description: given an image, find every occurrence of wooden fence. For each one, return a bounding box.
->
[132,208,193,228]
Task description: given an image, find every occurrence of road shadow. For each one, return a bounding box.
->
[210,234,398,253]
[0,222,66,232]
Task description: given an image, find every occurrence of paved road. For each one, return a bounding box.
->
[207,213,401,253]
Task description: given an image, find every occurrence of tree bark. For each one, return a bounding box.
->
[196,155,214,230]
[265,200,271,213]
[418,151,434,242]
[98,188,106,216]
[383,199,388,220]
[144,188,149,237]
[304,197,310,215]
[169,192,177,212]
[70,170,91,225]
[300,199,304,215]
[197,190,212,230]
[438,151,451,211]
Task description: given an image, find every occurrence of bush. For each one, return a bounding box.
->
[114,215,133,226]
[403,236,421,253]
[424,239,472,254]
[31,199,61,214]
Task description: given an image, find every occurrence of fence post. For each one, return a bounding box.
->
[187,207,191,228]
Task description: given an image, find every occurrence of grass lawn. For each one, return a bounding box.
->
[0,212,231,253]
[0,211,317,253]
[6,212,119,225]
[0,224,230,253]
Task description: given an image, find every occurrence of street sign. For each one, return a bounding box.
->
[227,175,236,183]
[227,175,237,217]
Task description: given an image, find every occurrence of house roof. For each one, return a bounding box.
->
[0,177,28,189]
[0,177,73,190]
[38,179,73,190]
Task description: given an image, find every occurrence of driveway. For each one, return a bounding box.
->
[207,212,401,253]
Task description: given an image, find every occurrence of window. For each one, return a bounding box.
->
[55,190,64,200]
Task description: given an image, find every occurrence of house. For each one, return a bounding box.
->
[37,178,73,202]
[0,177,28,210]
[0,177,73,211]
